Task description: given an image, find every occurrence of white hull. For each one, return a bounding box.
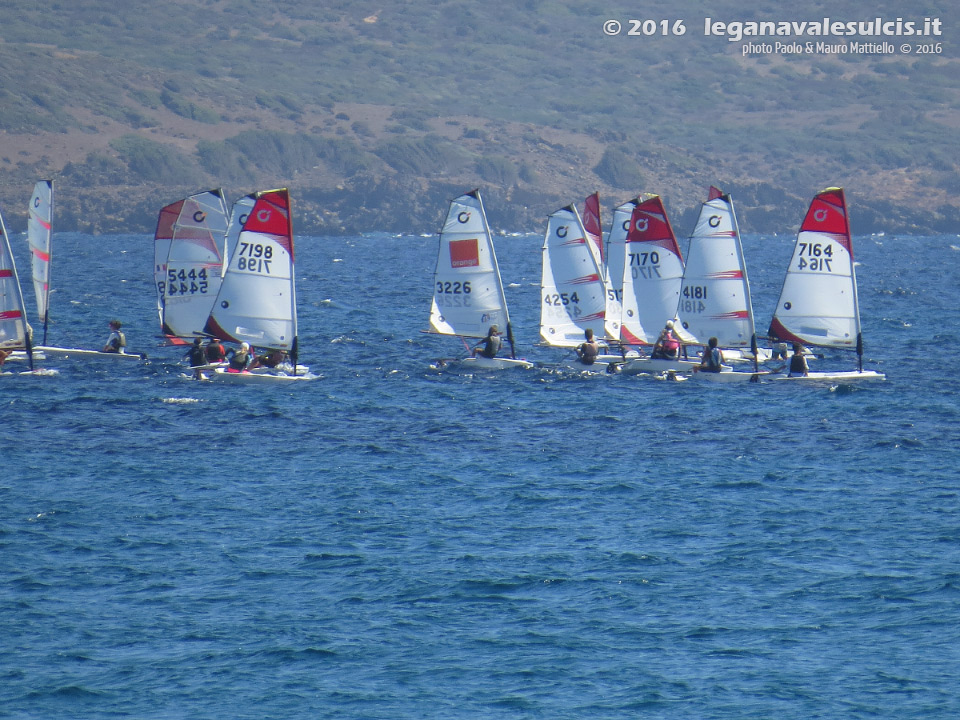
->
[211,368,317,382]
[445,355,534,370]
[770,370,885,383]
[620,357,700,375]
[34,345,145,361]
[691,367,771,383]
[5,349,47,362]
[189,361,311,375]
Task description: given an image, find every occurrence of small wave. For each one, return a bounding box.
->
[162,397,201,405]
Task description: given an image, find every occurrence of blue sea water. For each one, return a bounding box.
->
[2,228,959,719]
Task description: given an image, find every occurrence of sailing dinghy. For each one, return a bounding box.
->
[203,188,314,382]
[427,190,532,369]
[767,187,884,383]
[18,180,143,362]
[619,195,699,375]
[158,189,230,341]
[0,202,42,373]
[539,204,610,371]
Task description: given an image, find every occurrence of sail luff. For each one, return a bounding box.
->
[602,199,634,341]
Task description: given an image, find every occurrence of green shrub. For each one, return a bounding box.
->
[593,147,643,190]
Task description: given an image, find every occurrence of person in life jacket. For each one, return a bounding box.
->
[651,320,681,360]
[250,349,284,369]
[698,336,723,373]
[227,342,252,372]
[576,328,600,365]
[184,338,208,379]
[788,343,809,377]
[206,338,227,363]
[472,325,502,359]
[102,320,126,353]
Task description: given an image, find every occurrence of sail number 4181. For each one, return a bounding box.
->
[795,242,833,272]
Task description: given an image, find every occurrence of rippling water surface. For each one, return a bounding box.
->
[2,229,958,719]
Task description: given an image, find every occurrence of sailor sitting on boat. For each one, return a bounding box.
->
[651,320,681,360]
[471,326,502,359]
[576,328,599,365]
[226,342,252,372]
[788,343,809,377]
[102,320,126,353]
[697,337,723,373]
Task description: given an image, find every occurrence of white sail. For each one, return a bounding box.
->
[539,205,606,347]
[27,180,53,343]
[161,189,230,338]
[0,207,32,360]
[429,190,511,340]
[603,199,634,341]
[204,188,297,351]
[619,195,685,345]
[769,187,860,349]
[677,188,756,349]
[224,194,256,274]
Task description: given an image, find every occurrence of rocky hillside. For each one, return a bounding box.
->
[0,0,957,235]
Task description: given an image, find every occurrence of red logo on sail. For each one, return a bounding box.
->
[449,238,480,268]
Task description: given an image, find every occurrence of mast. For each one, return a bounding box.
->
[726,190,759,372]
[477,191,517,358]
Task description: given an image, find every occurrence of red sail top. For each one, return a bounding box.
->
[708,186,724,201]
[800,187,852,257]
[245,189,294,261]
[626,195,683,260]
[582,192,603,261]
[155,200,183,241]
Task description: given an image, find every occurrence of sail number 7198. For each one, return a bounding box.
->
[237,242,273,274]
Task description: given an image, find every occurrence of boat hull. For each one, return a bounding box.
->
[620,357,700,375]
[448,356,534,370]
[211,368,317,382]
[770,370,885,383]
[33,345,145,361]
